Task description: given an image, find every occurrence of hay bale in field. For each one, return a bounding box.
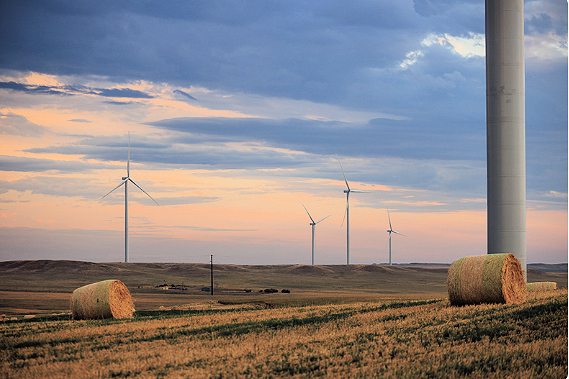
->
[527,282,557,292]
[447,253,526,306]
[70,279,134,320]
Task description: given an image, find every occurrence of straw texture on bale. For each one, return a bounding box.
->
[70,279,134,320]
[447,253,526,306]
[527,282,557,292]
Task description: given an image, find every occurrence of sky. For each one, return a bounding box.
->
[0,0,567,265]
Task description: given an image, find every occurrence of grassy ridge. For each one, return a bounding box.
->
[1,291,566,378]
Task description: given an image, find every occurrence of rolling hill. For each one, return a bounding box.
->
[0,260,566,316]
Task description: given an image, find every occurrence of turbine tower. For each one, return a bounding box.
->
[486,0,526,277]
[338,158,366,265]
[101,133,158,263]
[302,203,330,266]
[386,209,404,265]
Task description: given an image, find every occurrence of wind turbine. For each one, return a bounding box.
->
[302,203,330,266]
[101,133,158,263]
[386,209,405,265]
[338,158,366,265]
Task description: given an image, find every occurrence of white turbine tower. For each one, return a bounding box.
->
[338,158,366,265]
[101,133,158,263]
[386,209,405,265]
[302,203,330,266]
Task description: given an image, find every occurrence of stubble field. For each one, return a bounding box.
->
[0,260,567,378]
[1,291,567,378]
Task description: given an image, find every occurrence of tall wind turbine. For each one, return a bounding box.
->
[101,133,158,263]
[302,203,330,266]
[338,158,366,265]
[386,209,404,265]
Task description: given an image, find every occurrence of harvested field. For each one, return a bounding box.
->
[0,290,566,378]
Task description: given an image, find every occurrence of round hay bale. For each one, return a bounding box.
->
[70,279,134,320]
[447,253,526,306]
[527,282,557,292]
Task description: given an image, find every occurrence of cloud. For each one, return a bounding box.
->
[0,112,47,136]
[148,116,486,162]
[0,0,480,110]
[0,1,565,205]
[0,0,563,118]
[0,155,103,173]
[170,225,257,232]
[103,100,139,106]
[156,196,220,206]
[174,89,198,101]
[96,88,153,98]
[420,32,485,58]
[0,81,69,96]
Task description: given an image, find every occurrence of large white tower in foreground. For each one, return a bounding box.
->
[485,0,526,277]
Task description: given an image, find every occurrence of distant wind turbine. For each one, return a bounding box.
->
[338,158,366,265]
[386,209,405,265]
[302,203,331,266]
[101,133,158,263]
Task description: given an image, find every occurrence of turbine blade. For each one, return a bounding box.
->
[316,214,331,224]
[341,195,349,227]
[337,157,350,191]
[127,132,131,177]
[387,208,392,230]
[350,189,368,193]
[393,231,405,236]
[101,179,127,199]
[129,178,159,205]
[302,203,315,223]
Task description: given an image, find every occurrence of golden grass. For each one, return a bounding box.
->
[1,290,566,378]
[527,282,557,292]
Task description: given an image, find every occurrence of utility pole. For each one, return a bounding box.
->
[210,255,214,296]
